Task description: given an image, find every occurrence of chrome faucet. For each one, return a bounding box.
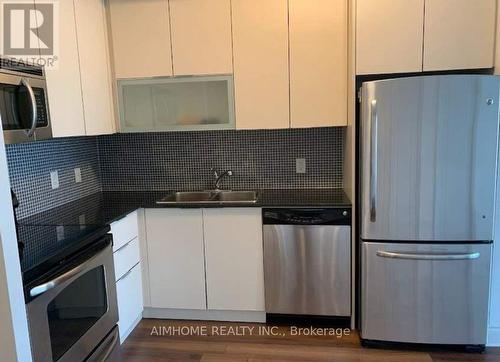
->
[210,168,233,190]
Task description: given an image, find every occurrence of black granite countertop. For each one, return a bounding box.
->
[19,188,351,227]
[18,188,350,285]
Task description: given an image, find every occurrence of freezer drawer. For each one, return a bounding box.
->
[361,242,491,345]
[263,225,351,316]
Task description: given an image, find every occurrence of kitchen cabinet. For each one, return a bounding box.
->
[289,0,347,127]
[143,208,265,314]
[74,0,114,135]
[203,208,265,311]
[169,0,232,76]
[423,0,496,71]
[108,0,172,78]
[116,263,143,343]
[118,76,235,132]
[145,209,206,310]
[356,0,496,75]
[43,0,85,137]
[110,211,143,343]
[232,0,289,129]
[356,0,424,75]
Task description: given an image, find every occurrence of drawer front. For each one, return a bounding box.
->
[113,237,140,282]
[116,262,143,343]
[111,211,138,251]
[361,242,491,345]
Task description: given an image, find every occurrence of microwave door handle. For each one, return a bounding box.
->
[21,78,37,138]
[376,250,480,260]
[29,251,102,297]
[369,99,378,222]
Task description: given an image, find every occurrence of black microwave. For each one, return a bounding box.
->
[0,59,52,144]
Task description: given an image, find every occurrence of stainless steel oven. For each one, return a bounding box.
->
[26,238,120,362]
[0,58,52,144]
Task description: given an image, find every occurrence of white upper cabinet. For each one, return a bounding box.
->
[74,0,114,135]
[232,0,290,129]
[43,0,85,137]
[289,0,347,127]
[356,0,496,75]
[423,0,496,71]
[356,0,425,75]
[169,0,232,76]
[203,208,265,311]
[108,0,173,78]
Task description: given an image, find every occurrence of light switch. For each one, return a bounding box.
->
[296,158,306,174]
[50,170,59,189]
[74,168,82,183]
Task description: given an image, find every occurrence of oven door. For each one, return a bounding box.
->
[26,244,118,362]
[0,73,51,144]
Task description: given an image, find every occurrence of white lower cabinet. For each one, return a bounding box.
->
[143,207,265,316]
[145,209,207,310]
[110,211,143,343]
[116,263,143,343]
[203,208,265,311]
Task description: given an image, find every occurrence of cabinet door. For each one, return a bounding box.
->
[423,0,496,71]
[232,0,289,129]
[203,208,265,311]
[43,0,85,137]
[74,0,114,135]
[289,0,347,127]
[108,0,172,78]
[116,263,143,343]
[145,209,206,310]
[170,0,232,76]
[356,0,424,75]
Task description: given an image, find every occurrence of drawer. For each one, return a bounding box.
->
[116,262,143,343]
[110,210,138,251]
[113,237,140,282]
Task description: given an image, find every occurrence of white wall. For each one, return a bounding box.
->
[0,127,32,361]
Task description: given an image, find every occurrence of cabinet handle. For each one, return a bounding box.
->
[115,238,134,253]
[117,262,139,282]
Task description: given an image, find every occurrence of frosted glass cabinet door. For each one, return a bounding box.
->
[118,76,235,132]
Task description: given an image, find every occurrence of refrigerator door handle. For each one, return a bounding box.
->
[369,99,378,222]
[376,250,480,261]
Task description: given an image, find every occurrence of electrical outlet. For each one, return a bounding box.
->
[56,225,65,241]
[79,214,86,230]
[296,158,306,174]
[50,170,59,189]
[74,168,82,183]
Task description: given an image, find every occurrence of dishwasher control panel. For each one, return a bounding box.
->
[262,208,351,225]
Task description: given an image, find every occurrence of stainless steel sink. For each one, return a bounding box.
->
[156,190,259,204]
[217,191,258,202]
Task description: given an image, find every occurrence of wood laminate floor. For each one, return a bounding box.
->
[122,319,500,362]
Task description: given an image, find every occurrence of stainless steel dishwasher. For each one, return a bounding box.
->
[263,208,351,317]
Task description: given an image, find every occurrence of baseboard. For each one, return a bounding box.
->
[143,307,266,323]
[120,315,142,344]
[487,327,500,346]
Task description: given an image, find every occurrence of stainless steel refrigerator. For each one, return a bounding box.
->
[360,75,498,349]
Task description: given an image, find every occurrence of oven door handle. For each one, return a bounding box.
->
[29,251,101,297]
[21,78,38,138]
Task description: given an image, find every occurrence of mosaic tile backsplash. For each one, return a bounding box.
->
[97,128,344,191]
[6,137,101,219]
[6,127,344,217]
